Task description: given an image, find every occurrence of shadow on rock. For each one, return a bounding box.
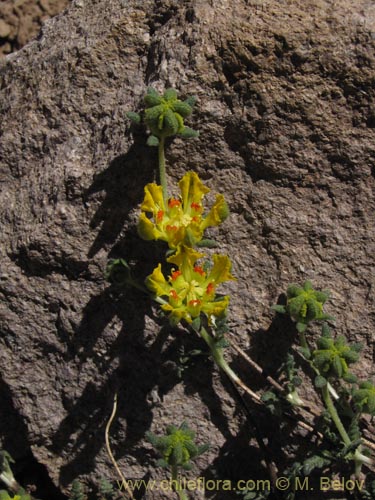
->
[85,132,156,258]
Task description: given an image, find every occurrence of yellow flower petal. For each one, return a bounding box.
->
[161,304,191,325]
[141,183,165,213]
[145,264,171,296]
[208,255,236,284]
[202,194,229,229]
[167,245,205,272]
[203,296,230,321]
[179,171,210,211]
[138,212,159,240]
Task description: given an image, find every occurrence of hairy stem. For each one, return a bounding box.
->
[198,327,261,402]
[321,385,370,477]
[299,330,339,400]
[158,136,168,202]
[298,330,310,351]
[321,385,351,446]
[171,465,189,500]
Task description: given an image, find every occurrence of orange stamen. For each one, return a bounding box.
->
[171,270,182,281]
[191,202,201,211]
[188,299,201,307]
[170,290,179,300]
[194,266,205,276]
[168,198,181,209]
[157,210,164,222]
[166,225,178,232]
[206,283,215,295]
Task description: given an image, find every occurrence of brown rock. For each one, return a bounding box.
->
[0,19,11,38]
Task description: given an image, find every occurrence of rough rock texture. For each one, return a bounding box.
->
[0,0,375,498]
[0,0,70,56]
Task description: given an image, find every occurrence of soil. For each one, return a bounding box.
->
[0,0,70,57]
[0,0,375,499]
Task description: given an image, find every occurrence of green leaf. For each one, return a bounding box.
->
[146,135,159,147]
[172,101,193,117]
[342,350,360,364]
[271,304,286,314]
[184,96,197,107]
[303,280,313,291]
[296,321,307,333]
[191,316,201,331]
[215,337,230,349]
[196,238,219,248]
[305,298,319,321]
[145,103,164,122]
[286,284,301,298]
[321,323,331,337]
[156,458,169,468]
[316,336,333,350]
[197,443,210,456]
[288,295,306,318]
[163,108,179,135]
[302,454,331,475]
[315,375,327,388]
[353,382,375,415]
[126,111,141,124]
[105,258,131,286]
[144,88,162,107]
[313,351,332,367]
[179,126,199,138]
[163,88,178,101]
[332,355,343,378]
[315,290,329,303]
[343,372,357,384]
[299,346,311,359]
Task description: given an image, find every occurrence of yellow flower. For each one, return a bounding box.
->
[146,246,235,326]
[138,171,229,248]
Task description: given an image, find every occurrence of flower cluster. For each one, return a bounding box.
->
[138,170,233,326]
[146,246,235,326]
[138,171,228,248]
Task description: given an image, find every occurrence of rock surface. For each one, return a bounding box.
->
[0,0,375,498]
[0,0,70,56]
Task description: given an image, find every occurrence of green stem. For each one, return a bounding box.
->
[321,385,351,446]
[158,136,168,202]
[298,330,310,352]
[199,327,237,382]
[321,385,370,477]
[0,471,19,493]
[198,327,261,402]
[171,465,189,500]
[299,329,339,400]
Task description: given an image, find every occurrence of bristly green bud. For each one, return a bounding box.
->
[140,88,198,140]
[146,422,208,471]
[312,328,360,380]
[276,281,333,331]
[69,479,86,500]
[352,381,375,415]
